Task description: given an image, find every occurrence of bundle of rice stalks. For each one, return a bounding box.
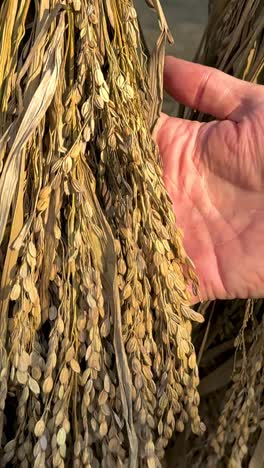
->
[169,1,264,467]
[0,1,204,467]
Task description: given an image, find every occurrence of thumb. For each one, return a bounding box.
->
[164,56,257,122]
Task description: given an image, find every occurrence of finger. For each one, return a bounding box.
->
[153,112,202,161]
[164,56,256,121]
[152,112,169,142]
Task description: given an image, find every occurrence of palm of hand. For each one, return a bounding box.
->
[155,58,264,302]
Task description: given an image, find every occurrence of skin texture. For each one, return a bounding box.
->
[154,56,264,303]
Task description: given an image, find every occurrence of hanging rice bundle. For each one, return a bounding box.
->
[0,1,204,467]
[168,1,264,467]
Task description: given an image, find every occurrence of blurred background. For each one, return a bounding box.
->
[135,0,208,114]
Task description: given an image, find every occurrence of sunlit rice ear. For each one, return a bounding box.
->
[0,1,202,466]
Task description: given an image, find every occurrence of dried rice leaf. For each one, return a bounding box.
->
[0,15,64,247]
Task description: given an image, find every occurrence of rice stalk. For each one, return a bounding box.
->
[0,1,203,466]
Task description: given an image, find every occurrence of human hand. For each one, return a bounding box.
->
[154,56,264,303]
